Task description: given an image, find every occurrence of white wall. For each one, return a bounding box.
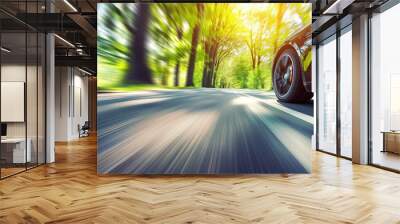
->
[55,66,70,141]
[72,73,89,138]
[1,63,46,164]
[1,65,37,138]
[55,67,89,141]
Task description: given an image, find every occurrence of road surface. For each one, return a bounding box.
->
[98,88,313,174]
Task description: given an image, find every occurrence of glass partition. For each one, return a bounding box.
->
[1,31,28,177]
[339,27,352,158]
[38,32,45,165]
[370,4,400,171]
[317,35,337,154]
[27,30,38,169]
[0,1,46,179]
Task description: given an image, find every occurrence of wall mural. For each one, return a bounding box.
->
[97,3,313,174]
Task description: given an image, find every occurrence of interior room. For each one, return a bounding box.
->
[370,2,400,171]
[0,0,400,223]
[0,10,46,178]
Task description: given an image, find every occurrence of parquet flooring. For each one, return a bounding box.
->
[1,135,400,223]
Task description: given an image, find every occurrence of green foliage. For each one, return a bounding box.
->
[232,58,250,89]
[97,3,310,91]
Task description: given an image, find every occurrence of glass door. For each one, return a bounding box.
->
[339,26,352,158]
[317,35,337,154]
[370,3,400,171]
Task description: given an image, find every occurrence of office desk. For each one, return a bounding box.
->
[382,131,400,154]
[1,138,31,163]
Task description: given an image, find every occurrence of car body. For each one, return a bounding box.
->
[272,25,313,103]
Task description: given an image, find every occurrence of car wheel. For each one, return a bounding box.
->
[273,48,312,103]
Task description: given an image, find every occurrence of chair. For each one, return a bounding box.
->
[78,121,90,138]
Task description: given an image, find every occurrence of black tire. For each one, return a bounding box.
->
[272,48,312,103]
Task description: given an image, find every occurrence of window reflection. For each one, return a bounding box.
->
[371,4,400,171]
[317,36,337,154]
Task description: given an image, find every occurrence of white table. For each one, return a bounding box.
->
[1,138,31,163]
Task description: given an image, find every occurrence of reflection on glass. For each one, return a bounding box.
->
[1,32,27,177]
[0,1,47,179]
[38,33,46,165]
[340,29,352,158]
[27,31,38,169]
[371,4,400,171]
[318,36,337,154]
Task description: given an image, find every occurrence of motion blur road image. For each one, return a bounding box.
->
[97,3,313,174]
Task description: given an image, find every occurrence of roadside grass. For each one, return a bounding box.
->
[98,84,199,92]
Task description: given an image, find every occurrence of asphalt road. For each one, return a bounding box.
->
[98,88,313,174]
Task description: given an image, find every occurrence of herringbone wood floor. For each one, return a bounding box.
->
[1,135,400,224]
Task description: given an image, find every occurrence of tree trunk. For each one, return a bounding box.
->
[206,59,214,87]
[161,71,168,86]
[212,71,217,87]
[185,24,200,87]
[186,4,203,87]
[201,58,208,87]
[174,60,180,87]
[212,62,221,88]
[174,28,183,87]
[126,3,152,84]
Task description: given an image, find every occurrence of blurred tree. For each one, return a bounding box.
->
[126,3,153,84]
[159,4,191,87]
[244,6,274,89]
[149,5,175,85]
[289,3,312,26]
[232,58,250,89]
[186,3,203,87]
[272,4,289,55]
[201,4,238,88]
[98,3,310,90]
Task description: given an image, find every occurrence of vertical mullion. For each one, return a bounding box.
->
[336,29,341,157]
[0,22,2,179]
[69,70,71,117]
[36,0,39,167]
[367,11,373,165]
[316,45,320,151]
[25,0,28,171]
[73,68,75,118]
[44,0,47,164]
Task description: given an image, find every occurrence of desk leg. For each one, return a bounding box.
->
[382,133,386,152]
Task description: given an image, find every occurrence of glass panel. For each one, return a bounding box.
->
[1,31,27,177]
[317,36,337,154]
[38,32,45,165]
[339,28,352,158]
[26,0,39,169]
[27,30,38,169]
[0,0,46,178]
[371,4,400,171]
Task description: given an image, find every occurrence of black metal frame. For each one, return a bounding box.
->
[315,22,353,162]
[336,24,341,157]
